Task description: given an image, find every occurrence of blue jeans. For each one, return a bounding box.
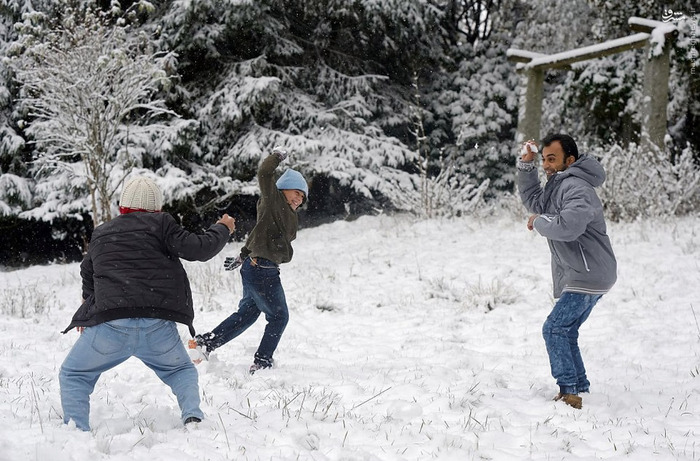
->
[542,292,602,395]
[206,257,289,361]
[59,318,203,431]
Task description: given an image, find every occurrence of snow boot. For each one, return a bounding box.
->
[553,393,582,409]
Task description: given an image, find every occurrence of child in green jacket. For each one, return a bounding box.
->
[190,148,308,373]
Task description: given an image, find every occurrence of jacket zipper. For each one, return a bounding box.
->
[578,243,590,272]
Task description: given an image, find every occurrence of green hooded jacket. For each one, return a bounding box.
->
[241,154,299,264]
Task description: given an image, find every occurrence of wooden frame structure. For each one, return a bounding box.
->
[507,17,677,149]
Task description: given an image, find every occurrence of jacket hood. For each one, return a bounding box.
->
[558,153,606,187]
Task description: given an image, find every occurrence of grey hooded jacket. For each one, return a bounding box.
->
[517,154,617,298]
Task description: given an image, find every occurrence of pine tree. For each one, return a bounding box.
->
[150,0,451,209]
[0,0,32,215]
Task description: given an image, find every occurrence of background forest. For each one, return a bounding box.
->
[0,0,699,267]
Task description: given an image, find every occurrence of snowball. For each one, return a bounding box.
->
[521,142,538,156]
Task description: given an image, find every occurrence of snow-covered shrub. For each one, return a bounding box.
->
[0,283,62,318]
[463,277,518,312]
[491,191,529,222]
[416,168,490,219]
[391,148,490,219]
[597,142,700,221]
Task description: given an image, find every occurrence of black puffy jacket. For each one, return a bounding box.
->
[62,212,230,336]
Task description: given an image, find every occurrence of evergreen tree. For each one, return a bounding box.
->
[422,0,522,192]
[0,0,32,215]
[149,0,452,210]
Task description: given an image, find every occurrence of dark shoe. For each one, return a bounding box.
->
[553,393,582,409]
[249,355,274,374]
[184,416,201,425]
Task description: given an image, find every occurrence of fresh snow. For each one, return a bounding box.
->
[0,211,698,460]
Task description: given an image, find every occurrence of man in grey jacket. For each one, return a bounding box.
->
[517,133,617,409]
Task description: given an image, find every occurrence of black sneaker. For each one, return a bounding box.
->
[184,416,201,425]
[249,355,274,374]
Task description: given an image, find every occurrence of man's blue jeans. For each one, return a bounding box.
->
[59,318,203,431]
[542,292,602,395]
[207,257,289,361]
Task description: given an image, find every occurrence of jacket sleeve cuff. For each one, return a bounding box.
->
[217,222,232,235]
[516,159,536,172]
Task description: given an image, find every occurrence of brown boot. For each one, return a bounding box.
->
[553,393,582,409]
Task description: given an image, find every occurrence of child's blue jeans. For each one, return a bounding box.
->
[206,257,289,361]
[59,318,203,431]
[542,292,603,395]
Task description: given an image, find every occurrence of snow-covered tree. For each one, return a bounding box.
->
[421,0,522,192]
[666,13,700,158]
[508,0,601,142]
[7,1,179,225]
[150,0,453,211]
[0,0,31,214]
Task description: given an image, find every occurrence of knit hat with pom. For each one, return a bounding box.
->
[119,176,163,213]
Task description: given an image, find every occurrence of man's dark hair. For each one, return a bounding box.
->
[542,133,579,160]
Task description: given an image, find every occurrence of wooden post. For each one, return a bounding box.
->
[640,37,672,151]
[516,68,544,143]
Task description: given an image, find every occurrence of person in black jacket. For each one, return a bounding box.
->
[59,176,235,431]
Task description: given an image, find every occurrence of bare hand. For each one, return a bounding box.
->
[527,214,539,231]
[520,140,539,162]
[217,214,236,234]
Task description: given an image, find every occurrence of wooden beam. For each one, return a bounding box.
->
[506,49,546,64]
[628,16,676,34]
[507,17,676,70]
[523,33,650,70]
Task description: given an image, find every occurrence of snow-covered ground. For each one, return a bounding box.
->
[0,209,698,460]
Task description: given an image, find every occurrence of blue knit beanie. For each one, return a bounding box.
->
[276,169,309,202]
